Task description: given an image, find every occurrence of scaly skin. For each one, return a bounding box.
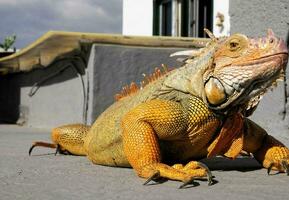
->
[122,97,220,182]
[30,29,289,186]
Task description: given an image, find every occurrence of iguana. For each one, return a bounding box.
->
[29,29,289,188]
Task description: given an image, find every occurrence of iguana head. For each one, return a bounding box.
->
[172,29,288,115]
[203,29,288,114]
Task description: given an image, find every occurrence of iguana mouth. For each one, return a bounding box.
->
[240,54,287,110]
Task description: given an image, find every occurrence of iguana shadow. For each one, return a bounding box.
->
[201,156,262,172]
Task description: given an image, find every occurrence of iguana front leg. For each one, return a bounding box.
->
[243,118,289,175]
[121,99,211,187]
[255,135,289,175]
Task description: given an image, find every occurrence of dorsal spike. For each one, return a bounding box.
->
[161,64,168,73]
[142,73,149,85]
[204,28,217,41]
[152,71,157,81]
[150,73,156,81]
[130,82,138,93]
[114,65,173,101]
[157,69,162,76]
[114,94,122,101]
[267,28,274,37]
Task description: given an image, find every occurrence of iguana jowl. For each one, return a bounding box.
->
[29,29,289,187]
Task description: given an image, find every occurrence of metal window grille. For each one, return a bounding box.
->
[153,0,213,37]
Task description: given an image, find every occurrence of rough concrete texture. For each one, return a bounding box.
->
[230,0,289,138]
[1,125,289,200]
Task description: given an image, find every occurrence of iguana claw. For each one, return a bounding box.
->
[28,141,57,156]
[55,144,61,156]
[179,177,195,189]
[267,163,274,175]
[28,145,36,156]
[281,160,289,176]
[197,162,213,185]
[267,160,289,176]
[143,171,160,185]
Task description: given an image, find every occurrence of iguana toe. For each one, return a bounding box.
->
[178,177,196,189]
[267,160,289,176]
[196,162,213,186]
[179,161,213,186]
[267,163,274,175]
[143,171,161,185]
[281,160,289,176]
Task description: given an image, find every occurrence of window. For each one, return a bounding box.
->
[153,0,213,37]
[154,0,172,36]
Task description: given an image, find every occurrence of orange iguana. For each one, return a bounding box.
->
[29,29,289,188]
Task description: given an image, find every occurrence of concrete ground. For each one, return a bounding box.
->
[0,125,288,200]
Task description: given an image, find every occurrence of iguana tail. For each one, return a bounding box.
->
[29,124,90,156]
[29,141,58,155]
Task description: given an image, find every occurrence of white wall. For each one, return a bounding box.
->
[213,0,230,36]
[122,0,153,36]
[123,0,230,37]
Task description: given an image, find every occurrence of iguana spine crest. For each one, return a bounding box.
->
[114,64,171,101]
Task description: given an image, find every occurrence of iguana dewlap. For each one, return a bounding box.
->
[29,29,289,187]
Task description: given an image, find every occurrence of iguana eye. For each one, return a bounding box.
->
[229,40,240,50]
